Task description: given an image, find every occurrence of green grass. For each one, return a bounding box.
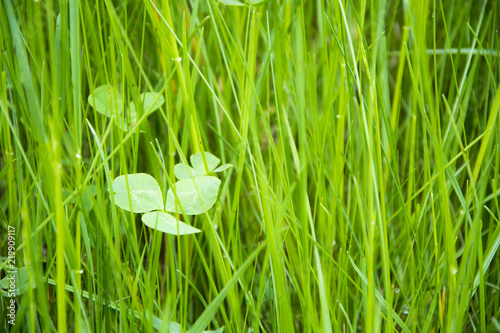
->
[1,0,500,332]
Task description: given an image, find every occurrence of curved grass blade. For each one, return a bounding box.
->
[188,241,267,332]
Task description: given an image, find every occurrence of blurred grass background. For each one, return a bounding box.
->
[1,0,500,332]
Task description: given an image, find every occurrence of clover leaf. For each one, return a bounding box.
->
[88,85,164,132]
[112,173,163,213]
[190,152,221,174]
[1,267,36,296]
[174,152,232,180]
[142,211,200,235]
[122,92,165,131]
[174,164,204,180]
[111,152,230,235]
[165,176,221,215]
[87,84,123,117]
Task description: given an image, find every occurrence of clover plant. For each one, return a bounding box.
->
[88,84,164,131]
[112,152,231,235]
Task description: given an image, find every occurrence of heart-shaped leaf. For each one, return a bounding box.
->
[142,211,200,235]
[1,267,36,296]
[190,152,220,175]
[249,0,268,6]
[174,163,204,179]
[128,92,165,119]
[88,84,123,117]
[119,92,165,131]
[213,164,232,173]
[112,173,163,213]
[141,92,165,113]
[218,0,246,6]
[165,176,221,215]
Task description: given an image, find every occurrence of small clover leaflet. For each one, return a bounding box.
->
[174,152,232,180]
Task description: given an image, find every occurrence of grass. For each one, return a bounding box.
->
[1,0,500,332]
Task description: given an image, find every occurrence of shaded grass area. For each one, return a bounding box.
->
[1,0,500,332]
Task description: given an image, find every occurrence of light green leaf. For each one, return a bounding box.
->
[88,84,123,117]
[165,176,221,215]
[142,211,200,235]
[217,0,245,6]
[174,163,204,179]
[128,92,165,118]
[112,173,163,213]
[190,152,220,174]
[1,267,36,296]
[249,0,268,6]
[168,323,182,333]
[116,109,137,132]
[120,92,164,131]
[213,164,232,173]
[141,92,165,113]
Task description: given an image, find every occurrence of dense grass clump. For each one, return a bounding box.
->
[1,0,500,332]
